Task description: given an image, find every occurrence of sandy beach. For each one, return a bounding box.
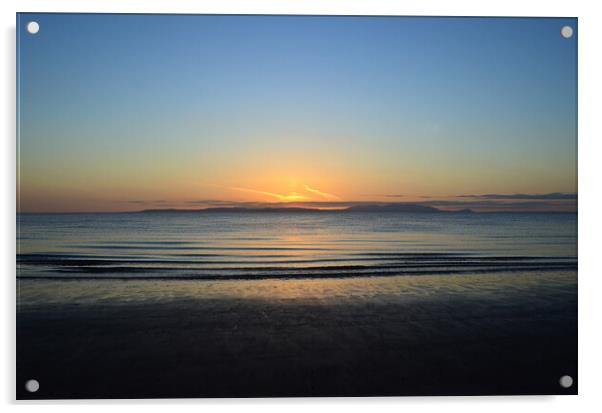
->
[17,271,577,398]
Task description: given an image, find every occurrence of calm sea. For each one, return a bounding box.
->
[17,212,577,280]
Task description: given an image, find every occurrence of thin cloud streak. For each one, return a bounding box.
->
[303,185,340,201]
[232,187,310,202]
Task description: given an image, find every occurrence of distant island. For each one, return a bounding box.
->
[139,204,475,214]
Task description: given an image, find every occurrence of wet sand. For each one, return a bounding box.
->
[16,272,577,399]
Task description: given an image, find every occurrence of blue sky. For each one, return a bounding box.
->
[17,14,577,212]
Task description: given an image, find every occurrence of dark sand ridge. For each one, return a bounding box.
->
[16,271,577,399]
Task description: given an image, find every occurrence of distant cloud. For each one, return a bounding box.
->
[185,199,241,206]
[384,194,404,198]
[303,185,340,201]
[127,200,167,204]
[459,192,577,200]
[232,187,310,202]
[225,184,339,202]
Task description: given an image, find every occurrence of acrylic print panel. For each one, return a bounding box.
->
[16,13,577,399]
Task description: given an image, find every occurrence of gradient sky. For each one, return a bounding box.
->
[17,14,577,212]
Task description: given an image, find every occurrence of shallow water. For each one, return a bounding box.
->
[17,211,577,280]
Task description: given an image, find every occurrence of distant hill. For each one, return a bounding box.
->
[139,207,331,214]
[139,204,477,214]
[344,204,441,213]
[451,208,475,214]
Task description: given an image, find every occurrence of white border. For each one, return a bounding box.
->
[3,1,602,412]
